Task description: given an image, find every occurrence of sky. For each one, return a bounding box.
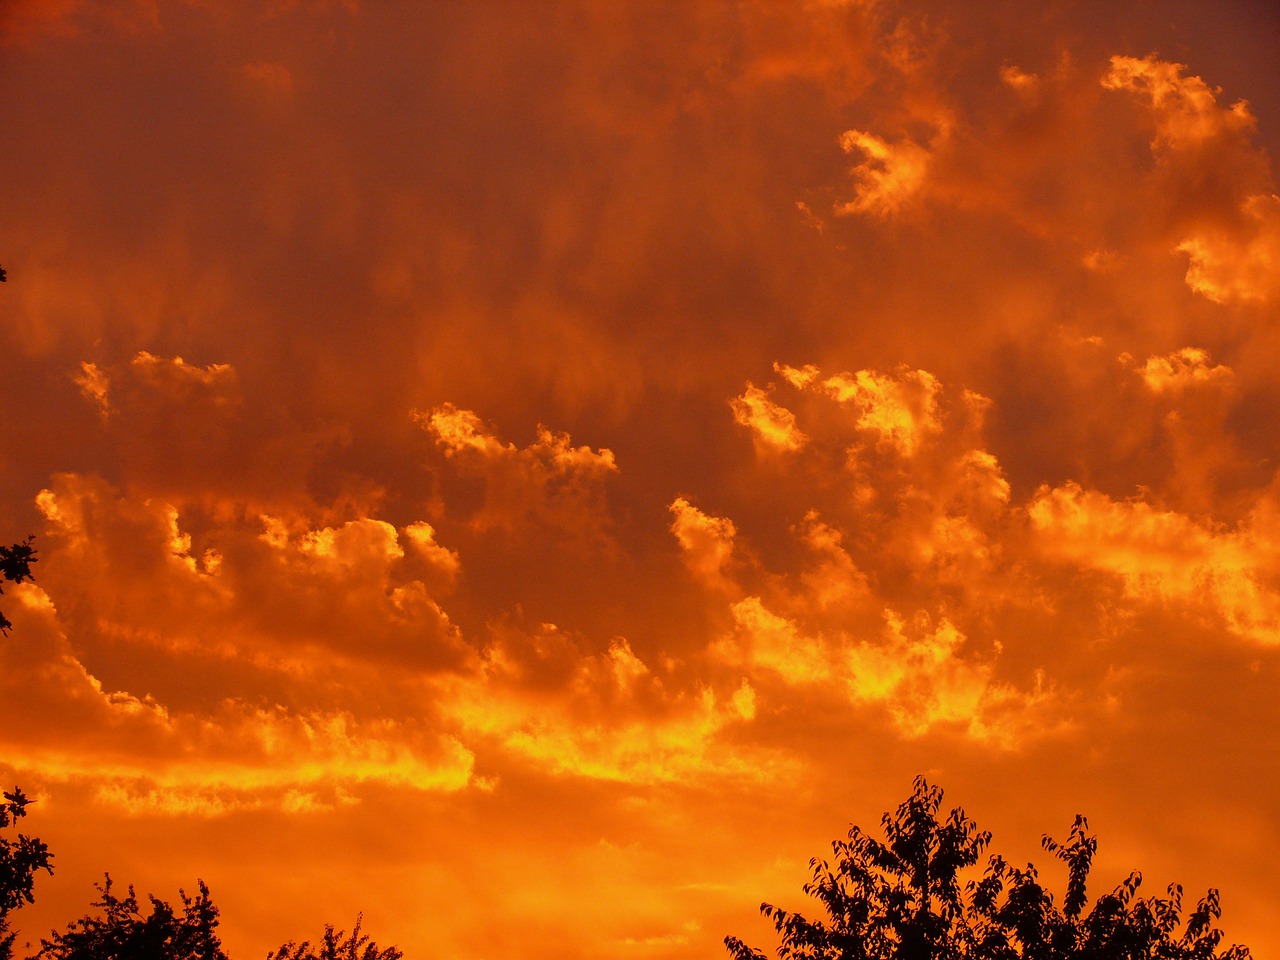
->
[1,1,1279,957]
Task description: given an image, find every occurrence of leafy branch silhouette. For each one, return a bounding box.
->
[726,776,1250,960]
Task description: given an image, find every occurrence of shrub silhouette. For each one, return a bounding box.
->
[34,873,402,960]
[266,916,402,960]
[725,776,1250,960]
[36,875,227,960]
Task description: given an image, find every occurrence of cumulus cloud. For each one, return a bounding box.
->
[671,362,1052,743]
[1177,194,1280,304]
[716,597,1048,746]
[34,473,471,674]
[794,511,869,611]
[835,128,931,217]
[669,497,737,588]
[1029,482,1280,645]
[0,582,477,814]
[238,60,295,95]
[999,64,1040,97]
[63,352,334,503]
[446,623,767,784]
[730,383,807,452]
[1101,55,1256,151]
[1136,348,1233,391]
[1135,346,1233,393]
[416,404,618,537]
[129,351,239,400]
[778,362,944,457]
[1101,54,1278,305]
[73,360,110,417]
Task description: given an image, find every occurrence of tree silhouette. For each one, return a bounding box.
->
[0,789,53,960]
[0,538,51,960]
[266,916,402,960]
[0,539,37,636]
[725,776,1250,960]
[37,875,228,960]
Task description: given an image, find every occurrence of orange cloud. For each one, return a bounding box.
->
[1029,483,1280,645]
[239,60,295,95]
[34,473,470,673]
[835,128,931,217]
[4,6,1280,957]
[778,362,943,457]
[1102,55,1255,151]
[1135,346,1233,393]
[794,511,869,611]
[445,623,768,785]
[73,360,110,417]
[416,404,618,536]
[716,597,1051,746]
[129,351,238,398]
[669,497,737,589]
[1177,194,1280,304]
[730,383,807,452]
[0,583,477,815]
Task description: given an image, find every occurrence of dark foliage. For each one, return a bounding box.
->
[37,876,227,960]
[0,265,7,282]
[0,539,37,636]
[0,790,53,960]
[266,916,402,960]
[725,776,1250,960]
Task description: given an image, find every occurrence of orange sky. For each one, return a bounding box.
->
[2,1,1279,957]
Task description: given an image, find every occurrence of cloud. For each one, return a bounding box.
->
[446,624,768,785]
[129,351,239,399]
[669,497,737,588]
[835,128,931,217]
[716,597,1050,746]
[1028,482,1280,645]
[794,510,869,611]
[999,64,1040,97]
[0,0,159,46]
[1135,346,1233,393]
[0,582,477,814]
[675,362,1050,744]
[73,360,110,417]
[63,352,337,504]
[720,597,832,685]
[416,404,618,537]
[1177,194,1280,304]
[5,7,1280,957]
[34,473,471,674]
[1101,55,1278,304]
[238,60,295,96]
[778,362,943,456]
[730,383,807,452]
[1101,55,1256,152]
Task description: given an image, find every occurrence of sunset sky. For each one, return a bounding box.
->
[2,1,1279,957]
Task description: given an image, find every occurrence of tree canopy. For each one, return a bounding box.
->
[0,778,403,960]
[265,917,402,960]
[725,776,1250,960]
[0,789,53,960]
[37,876,227,960]
[0,539,37,636]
